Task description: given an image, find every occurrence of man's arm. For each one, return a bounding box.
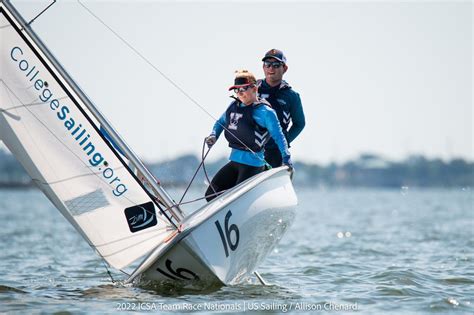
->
[287,92,305,144]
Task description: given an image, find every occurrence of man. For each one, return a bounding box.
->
[257,49,305,168]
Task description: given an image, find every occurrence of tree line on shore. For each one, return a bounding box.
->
[0,149,472,188]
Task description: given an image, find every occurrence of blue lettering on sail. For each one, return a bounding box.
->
[9,46,128,197]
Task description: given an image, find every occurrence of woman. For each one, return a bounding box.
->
[205,70,292,201]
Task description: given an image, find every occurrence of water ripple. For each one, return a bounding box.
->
[1,188,473,314]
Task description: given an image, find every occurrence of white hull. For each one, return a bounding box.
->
[128,167,297,286]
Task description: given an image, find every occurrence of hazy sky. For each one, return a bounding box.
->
[5,0,472,164]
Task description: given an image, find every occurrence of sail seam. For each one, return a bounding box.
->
[99,232,169,259]
[0,80,154,213]
[94,227,173,248]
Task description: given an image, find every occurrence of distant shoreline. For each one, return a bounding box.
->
[0,183,35,189]
[1,150,473,189]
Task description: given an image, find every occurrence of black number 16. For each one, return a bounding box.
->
[156,259,200,280]
[215,210,240,257]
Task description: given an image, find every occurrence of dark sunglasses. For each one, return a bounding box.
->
[233,85,254,93]
[263,61,284,69]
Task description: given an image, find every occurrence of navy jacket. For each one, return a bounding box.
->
[257,79,305,148]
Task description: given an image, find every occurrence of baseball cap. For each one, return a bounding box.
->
[228,70,257,91]
[262,49,287,63]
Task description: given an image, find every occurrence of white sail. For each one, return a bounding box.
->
[0,2,176,269]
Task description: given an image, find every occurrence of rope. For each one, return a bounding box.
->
[180,190,227,205]
[25,0,57,27]
[19,1,273,212]
[178,139,211,204]
[102,260,116,283]
[76,0,269,167]
[202,140,217,194]
[177,138,227,207]
[167,190,228,211]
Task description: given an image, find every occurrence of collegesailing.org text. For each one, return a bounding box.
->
[10,46,127,197]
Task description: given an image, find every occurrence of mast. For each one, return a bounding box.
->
[2,0,184,222]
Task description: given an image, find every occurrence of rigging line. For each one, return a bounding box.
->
[178,190,227,205]
[202,140,217,194]
[75,1,212,117]
[25,0,57,27]
[178,139,211,205]
[1,80,161,228]
[167,189,228,209]
[76,0,269,167]
[101,260,116,283]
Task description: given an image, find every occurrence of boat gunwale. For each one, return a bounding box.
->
[125,166,294,283]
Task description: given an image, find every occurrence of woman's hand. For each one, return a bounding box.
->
[282,155,293,169]
[205,135,217,148]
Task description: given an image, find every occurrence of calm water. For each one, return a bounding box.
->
[0,187,472,314]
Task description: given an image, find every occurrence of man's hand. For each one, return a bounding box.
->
[205,135,217,148]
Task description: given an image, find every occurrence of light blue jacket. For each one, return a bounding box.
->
[211,101,290,167]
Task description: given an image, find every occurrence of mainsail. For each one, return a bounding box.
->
[0,1,178,269]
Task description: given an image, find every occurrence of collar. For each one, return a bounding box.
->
[257,79,291,90]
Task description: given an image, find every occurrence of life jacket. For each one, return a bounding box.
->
[224,99,269,152]
[257,79,292,134]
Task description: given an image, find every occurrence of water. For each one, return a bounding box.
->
[0,187,472,314]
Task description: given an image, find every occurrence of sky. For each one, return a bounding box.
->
[4,0,473,164]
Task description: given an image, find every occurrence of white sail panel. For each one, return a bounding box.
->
[0,4,174,269]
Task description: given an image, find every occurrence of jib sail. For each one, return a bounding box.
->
[0,1,178,269]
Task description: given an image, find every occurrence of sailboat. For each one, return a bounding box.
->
[0,0,297,286]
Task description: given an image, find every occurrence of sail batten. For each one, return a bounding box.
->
[0,1,176,269]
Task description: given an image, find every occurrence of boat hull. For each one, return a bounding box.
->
[131,167,297,286]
